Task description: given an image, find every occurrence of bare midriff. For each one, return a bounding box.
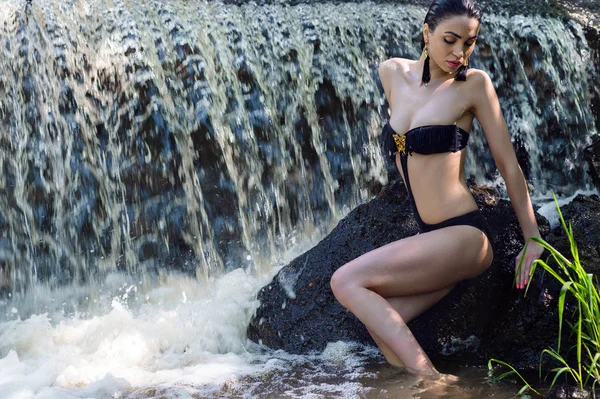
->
[394,148,478,225]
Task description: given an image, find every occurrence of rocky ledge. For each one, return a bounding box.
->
[585,135,600,192]
[247,181,600,376]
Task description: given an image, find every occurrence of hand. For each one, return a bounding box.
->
[515,240,544,290]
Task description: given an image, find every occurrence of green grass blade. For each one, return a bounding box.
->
[578,301,583,390]
[549,367,574,392]
[583,353,600,387]
[558,282,573,352]
[494,193,600,394]
[553,192,570,238]
[541,347,582,384]
[532,258,567,287]
[488,358,542,396]
[530,237,573,272]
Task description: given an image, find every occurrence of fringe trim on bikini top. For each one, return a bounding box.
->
[380,122,470,164]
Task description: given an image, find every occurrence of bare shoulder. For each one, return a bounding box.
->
[465,68,497,109]
[378,58,411,81]
[466,68,494,90]
[378,57,410,70]
[378,58,412,103]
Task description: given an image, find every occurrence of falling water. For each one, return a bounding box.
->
[0,1,596,294]
[0,0,597,397]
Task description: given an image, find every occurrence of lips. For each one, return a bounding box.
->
[447,60,462,68]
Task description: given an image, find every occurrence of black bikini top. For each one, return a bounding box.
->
[381,122,470,162]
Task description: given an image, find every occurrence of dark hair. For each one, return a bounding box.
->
[421,0,482,81]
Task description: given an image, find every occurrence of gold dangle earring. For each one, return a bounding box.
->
[455,57,469,82]
[421,45,431,87]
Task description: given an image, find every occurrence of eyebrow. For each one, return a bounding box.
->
[444,31,478,40]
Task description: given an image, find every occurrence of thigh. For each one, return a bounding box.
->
[334,225,492,297]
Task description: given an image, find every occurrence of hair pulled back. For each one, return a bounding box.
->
[421,0,483,50]
[420,0,482,82]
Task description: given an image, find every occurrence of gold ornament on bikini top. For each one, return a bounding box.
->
[392,133,407,155]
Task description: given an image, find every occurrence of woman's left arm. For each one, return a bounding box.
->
[470,69,544,290]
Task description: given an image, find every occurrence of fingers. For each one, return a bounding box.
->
[514,243,544,290]
[521,258,530,289]
[519,262,525,289]
[516,257,536,290]
[515,255,532,290]
[515,254,524,289]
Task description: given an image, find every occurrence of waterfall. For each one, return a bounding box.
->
[0,0,596,297]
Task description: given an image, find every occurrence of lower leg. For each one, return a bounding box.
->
[330,225,493,374]
[365,287,455,368]
[367,327,404,367]
[340,286,438,375]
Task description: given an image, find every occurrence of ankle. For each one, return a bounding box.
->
[405,366,441,379]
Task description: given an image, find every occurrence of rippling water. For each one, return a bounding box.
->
[0,267,528,399]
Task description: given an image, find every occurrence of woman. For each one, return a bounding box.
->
[330,0,545,380]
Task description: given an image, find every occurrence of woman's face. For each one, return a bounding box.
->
[424,15,480,73]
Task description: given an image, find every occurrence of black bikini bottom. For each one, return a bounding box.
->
[417,209,495,297]
[397,153,494,245]
[417,209,495,245]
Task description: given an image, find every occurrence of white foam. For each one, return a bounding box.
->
[0,266,385,398]
[536,189,598,229]
[0,269,277,399]
[0,226,523,398]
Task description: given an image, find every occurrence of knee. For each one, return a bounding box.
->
[330,267,357,308]
[330,269,346,300]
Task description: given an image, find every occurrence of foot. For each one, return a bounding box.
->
[426,371,459,383]
[417,371,461,398]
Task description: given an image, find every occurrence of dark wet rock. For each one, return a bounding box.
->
[247,181,600,375]
[546,383,594,399]
[546,193,600,270]
[584,135,600,191]
[247,180,419,351]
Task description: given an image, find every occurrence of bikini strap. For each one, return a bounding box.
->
[400,153,425,230]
